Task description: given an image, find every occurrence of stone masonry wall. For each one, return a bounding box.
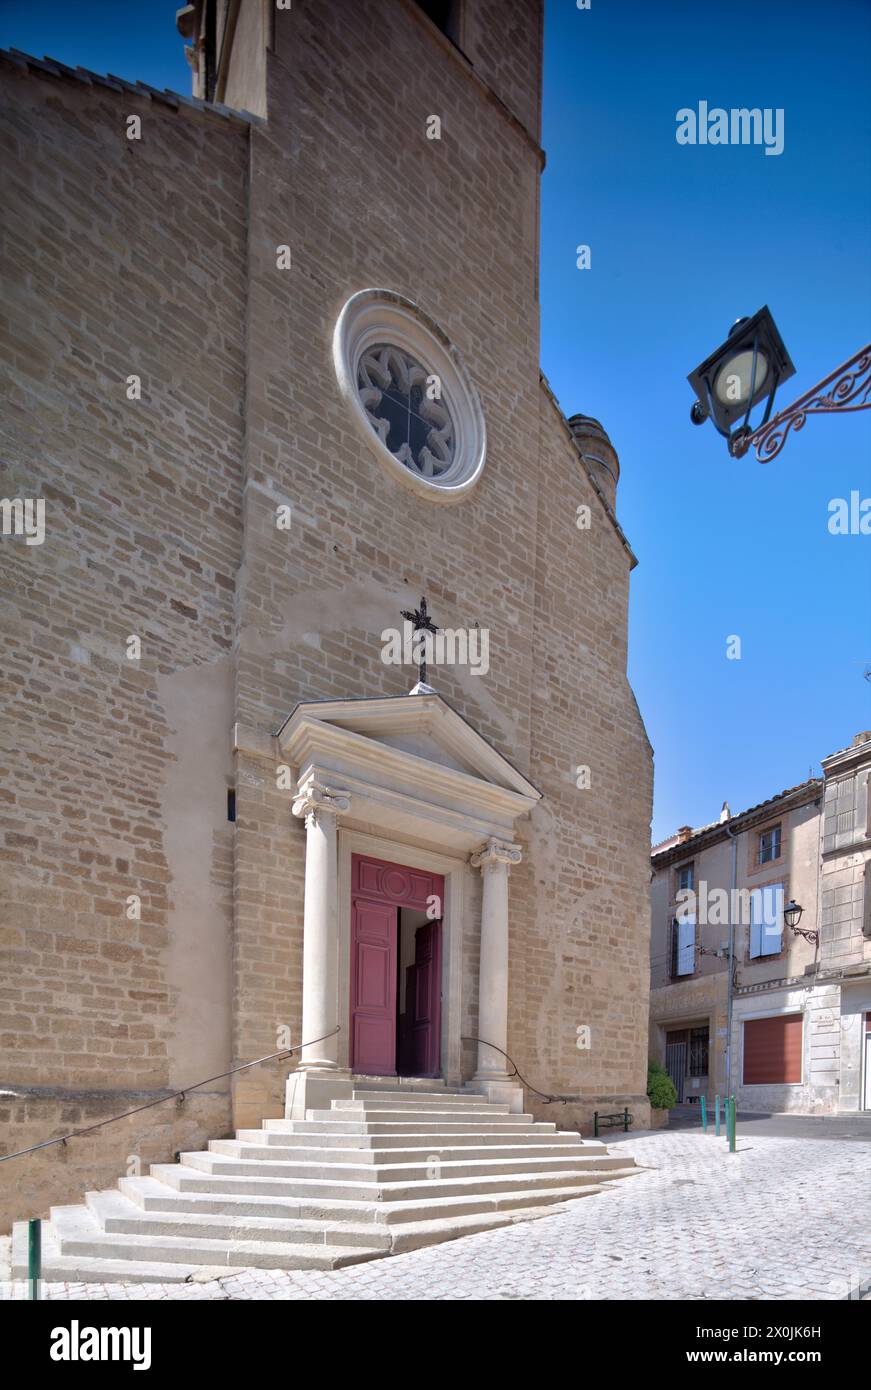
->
[229,0,651,1131]
[0,63,249,1226]
[523,392,652,1131]
[230,0,547,1114]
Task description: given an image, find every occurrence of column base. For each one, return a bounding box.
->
[467,1078,526,1113]
[285,1068,353,1119]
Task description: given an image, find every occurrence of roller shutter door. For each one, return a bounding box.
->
[743,1014,802,1085]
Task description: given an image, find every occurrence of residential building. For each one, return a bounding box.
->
[650,732,871,1114]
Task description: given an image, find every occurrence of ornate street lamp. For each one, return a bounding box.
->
[688,306,795,456]
[783,898,819,944]
[688,307,871,461]
[783,899,803,929]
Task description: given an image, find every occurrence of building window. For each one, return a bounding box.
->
[758,824,782,864]
[333,290,486,504]
[357,345,454,482]
[671,916,696,977]
[678,862,694,893]
[689,1026,709,1076]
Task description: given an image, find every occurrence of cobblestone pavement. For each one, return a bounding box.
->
[2,1130,869,1301]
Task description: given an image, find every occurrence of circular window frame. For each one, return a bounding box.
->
[333,289,486,505]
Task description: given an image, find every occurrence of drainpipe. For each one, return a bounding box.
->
[724,823,739,1097]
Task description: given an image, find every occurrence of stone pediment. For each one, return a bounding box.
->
[275,692,540,852]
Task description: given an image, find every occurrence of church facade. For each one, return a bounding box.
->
[0,0,652,1232]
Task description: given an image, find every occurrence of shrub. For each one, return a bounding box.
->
[647,1060,678,1110]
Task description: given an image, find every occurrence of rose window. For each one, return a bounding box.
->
[356,344,455,481]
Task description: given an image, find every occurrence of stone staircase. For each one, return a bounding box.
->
[12,1081,638,1282]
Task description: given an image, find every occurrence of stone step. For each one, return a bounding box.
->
[374,1181,621,1225]
[151,1161,609,1202]
[237,1126,594,1150]
[284,1118,554,1135]
[192,1149,624,1182]
[10,1079,638,1284]
[85,1190,392,1250]
[117,1175,602,1227]
[216,1140,591,1165]
[350,1075,454,1089]
[13,1172,620,1282]
[45,1203,386,1271]
[119,1174,388,1224]
[11,1219,223,1284]
[323,1103,514,1118]
[342,1094,498,1108]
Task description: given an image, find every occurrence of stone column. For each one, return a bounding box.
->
[471,837,522,1085]
[291,776,350,1074]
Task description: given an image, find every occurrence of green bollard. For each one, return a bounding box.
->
[728,1094,737,1153]
[700,1095,707,1133]
[28,1218,41,1301]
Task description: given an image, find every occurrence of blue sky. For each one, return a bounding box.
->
[540,0,871,839]
[2,0,869,841]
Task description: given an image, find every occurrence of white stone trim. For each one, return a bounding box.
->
[280,694,540,800]
[291,774,351,820]
[471,837,523,870]
[332,288,486,505]
[279,696,539,856]
[470,838,520,1082]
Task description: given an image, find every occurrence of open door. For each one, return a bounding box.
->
[402,919,442,1077]
[349,898,398,1075]
[350,854,444,1076]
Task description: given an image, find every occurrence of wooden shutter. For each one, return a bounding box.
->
[750,884,783,957]
[743,1013,802,1084]
[677,915,696,974]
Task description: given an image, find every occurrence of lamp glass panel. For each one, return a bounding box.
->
[713,349,769,406]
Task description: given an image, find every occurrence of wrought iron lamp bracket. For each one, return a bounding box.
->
[732,343,871,463]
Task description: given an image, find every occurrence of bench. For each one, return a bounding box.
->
[593,1108,631,1138]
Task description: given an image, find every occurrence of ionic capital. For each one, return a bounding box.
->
[292,776,351,823]
[471,837,522,872]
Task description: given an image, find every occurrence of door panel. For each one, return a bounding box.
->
[350,899,397,1075]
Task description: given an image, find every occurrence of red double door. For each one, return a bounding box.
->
[349,854,443,1077]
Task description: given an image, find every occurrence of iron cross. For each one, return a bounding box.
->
[401,595,438,686]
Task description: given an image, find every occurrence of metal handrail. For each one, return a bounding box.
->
[461,1035,583,1105]
[0,1026,341,1164]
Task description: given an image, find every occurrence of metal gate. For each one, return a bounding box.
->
[665,1039,687,1103]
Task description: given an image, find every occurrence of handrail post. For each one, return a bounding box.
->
[28,1218,40,1300]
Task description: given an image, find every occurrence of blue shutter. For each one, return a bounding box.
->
[750,885,783,957]
[763,884,784,954]
[678,916,695,974]
[749,892,763,958]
